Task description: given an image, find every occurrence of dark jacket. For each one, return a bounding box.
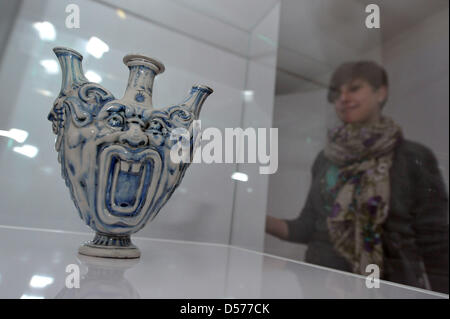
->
[286,138,449,294]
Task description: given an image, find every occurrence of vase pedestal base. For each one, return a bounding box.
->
[78,233,141,259]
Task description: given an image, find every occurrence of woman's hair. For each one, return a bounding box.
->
[327,61,389,108]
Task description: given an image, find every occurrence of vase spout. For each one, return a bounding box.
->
[182,85,214,118]
[122,54,165,108]
[53,47,88,94]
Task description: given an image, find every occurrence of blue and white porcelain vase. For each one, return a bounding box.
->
[48,47,213,258]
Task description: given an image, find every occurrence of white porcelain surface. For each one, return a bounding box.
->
[0,226,447,299]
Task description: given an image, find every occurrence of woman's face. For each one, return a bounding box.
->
[334,78,387,124]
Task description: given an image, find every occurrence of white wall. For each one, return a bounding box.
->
[382,7,449,190]
[0,0,280,248]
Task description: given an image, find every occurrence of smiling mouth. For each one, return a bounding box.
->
[97,145,162,220]
[343,104,358,110]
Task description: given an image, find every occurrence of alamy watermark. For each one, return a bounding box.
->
[365,264,380,288]
[66,3,380,30]
[169,121,278,175]
[65,264,80,288]
[365,4,380,29]
[65,4,80,29]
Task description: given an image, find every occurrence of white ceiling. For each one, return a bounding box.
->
[172,0,280,31]
[101,0,279,58]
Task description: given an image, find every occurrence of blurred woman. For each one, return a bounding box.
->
[266,61,449,293]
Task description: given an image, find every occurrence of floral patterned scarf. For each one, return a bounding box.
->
[323,116,402,276]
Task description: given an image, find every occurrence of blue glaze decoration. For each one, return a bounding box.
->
[135,92,145,102]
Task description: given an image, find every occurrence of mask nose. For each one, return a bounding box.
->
[119,120,148,148]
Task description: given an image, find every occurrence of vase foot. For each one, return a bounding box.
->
[78,233,141,259]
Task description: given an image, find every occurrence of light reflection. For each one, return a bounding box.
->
[85,70,102,83]
[35,89,54,97]
[13,144,39,158]
[256,33,276,47]
[116,9,127,19]
[40,59,59,74]
[231,172,248,182]
[33,21,56,41]
[55,255,140,298]
[243,90,254,102]
[21,294,44,299]
[0,128,28,143]
[30,275,54,288]
[86,36,109,59]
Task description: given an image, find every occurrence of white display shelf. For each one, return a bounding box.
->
[0,225,447,299]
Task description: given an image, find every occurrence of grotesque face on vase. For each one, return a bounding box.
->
[49,85,196,235]
[333,78,388,125]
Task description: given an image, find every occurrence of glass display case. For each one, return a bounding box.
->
[0,0,448,299]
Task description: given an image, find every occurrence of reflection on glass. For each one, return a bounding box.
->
[242,90,254,102]
[32,21,56,41]
[116,9,126,20]
[0,128,28,143]
[55,255,140,299]
[20,294,44,299]
[35,89,54,97]
[86,36,109,59]
[40,59,59,74]
[13,144,38,158]
[29,275,54,288]
[267,61,449,294]
[256,34,276,47]
[231,172,248,182]
[85,70,102,83]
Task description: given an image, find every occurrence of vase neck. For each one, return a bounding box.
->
[53,47,88,94]
[122,55,165,107]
